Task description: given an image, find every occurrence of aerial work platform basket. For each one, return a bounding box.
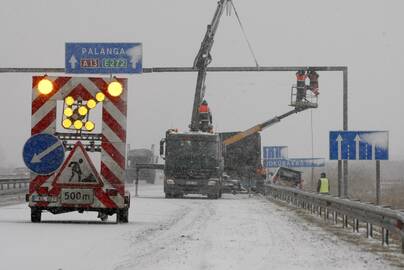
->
[290,70,319,109]
[290,85,318,109]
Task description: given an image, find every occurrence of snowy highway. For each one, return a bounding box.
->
[0,184,401,270]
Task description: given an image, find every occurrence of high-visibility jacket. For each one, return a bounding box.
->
[199,104,209,113]
[319,177,329,194]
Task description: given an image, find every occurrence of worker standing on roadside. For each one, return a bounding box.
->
[317,172,330,194]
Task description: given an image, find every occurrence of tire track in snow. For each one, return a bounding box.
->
[114,198,215,270]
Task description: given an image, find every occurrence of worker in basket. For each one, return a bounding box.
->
[198,100,213,132]
[317,172,330,194]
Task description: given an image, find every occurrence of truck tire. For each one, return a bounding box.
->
[116,209,129,223]
[98,212,108,221]
[165,193,172,199]
[31,208,41,223]
[121,208,129,223]
[207,193,218,199]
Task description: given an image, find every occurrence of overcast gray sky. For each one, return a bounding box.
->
[0,0,403,167]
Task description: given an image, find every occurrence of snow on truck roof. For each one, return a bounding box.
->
[167,129,218,136]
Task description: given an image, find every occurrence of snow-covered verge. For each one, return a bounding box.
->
[0,184,400,270]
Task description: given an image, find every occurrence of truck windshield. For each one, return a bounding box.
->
[166,139,218,169]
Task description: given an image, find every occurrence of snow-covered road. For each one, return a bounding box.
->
[0,184,400,270]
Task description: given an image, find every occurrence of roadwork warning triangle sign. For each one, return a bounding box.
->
[54,141,102,186]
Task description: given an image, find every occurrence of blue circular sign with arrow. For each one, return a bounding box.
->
[22,133,65,175]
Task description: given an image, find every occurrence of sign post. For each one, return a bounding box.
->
[329,131,389,201]
[376,160,381,205]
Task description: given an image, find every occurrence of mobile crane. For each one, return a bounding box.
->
[160,0,231,199]
[160,1,320,198]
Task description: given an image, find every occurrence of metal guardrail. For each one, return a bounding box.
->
[0,176,30,191]
[264,184,404,253]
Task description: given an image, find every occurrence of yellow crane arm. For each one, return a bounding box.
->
[223,108,306,146]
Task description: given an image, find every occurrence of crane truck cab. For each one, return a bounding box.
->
[160,129,224,199]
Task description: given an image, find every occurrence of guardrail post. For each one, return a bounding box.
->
[382,228,386,246]
[370,224,373,238]
[401,236,404,253]
[366,223,370,238]
[344,215,348,228]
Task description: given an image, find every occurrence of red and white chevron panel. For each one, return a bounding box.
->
[30,76,127,209]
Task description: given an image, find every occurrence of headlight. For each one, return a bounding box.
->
[208,180,217,186]
[166,179,175,185]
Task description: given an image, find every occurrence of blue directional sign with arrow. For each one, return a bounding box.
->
[23,133,65,175]
[329,131,389,160]
[65,42,142,74]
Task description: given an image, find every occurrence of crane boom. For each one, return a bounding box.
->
[190,0,231,131]
[223,108,308,146]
